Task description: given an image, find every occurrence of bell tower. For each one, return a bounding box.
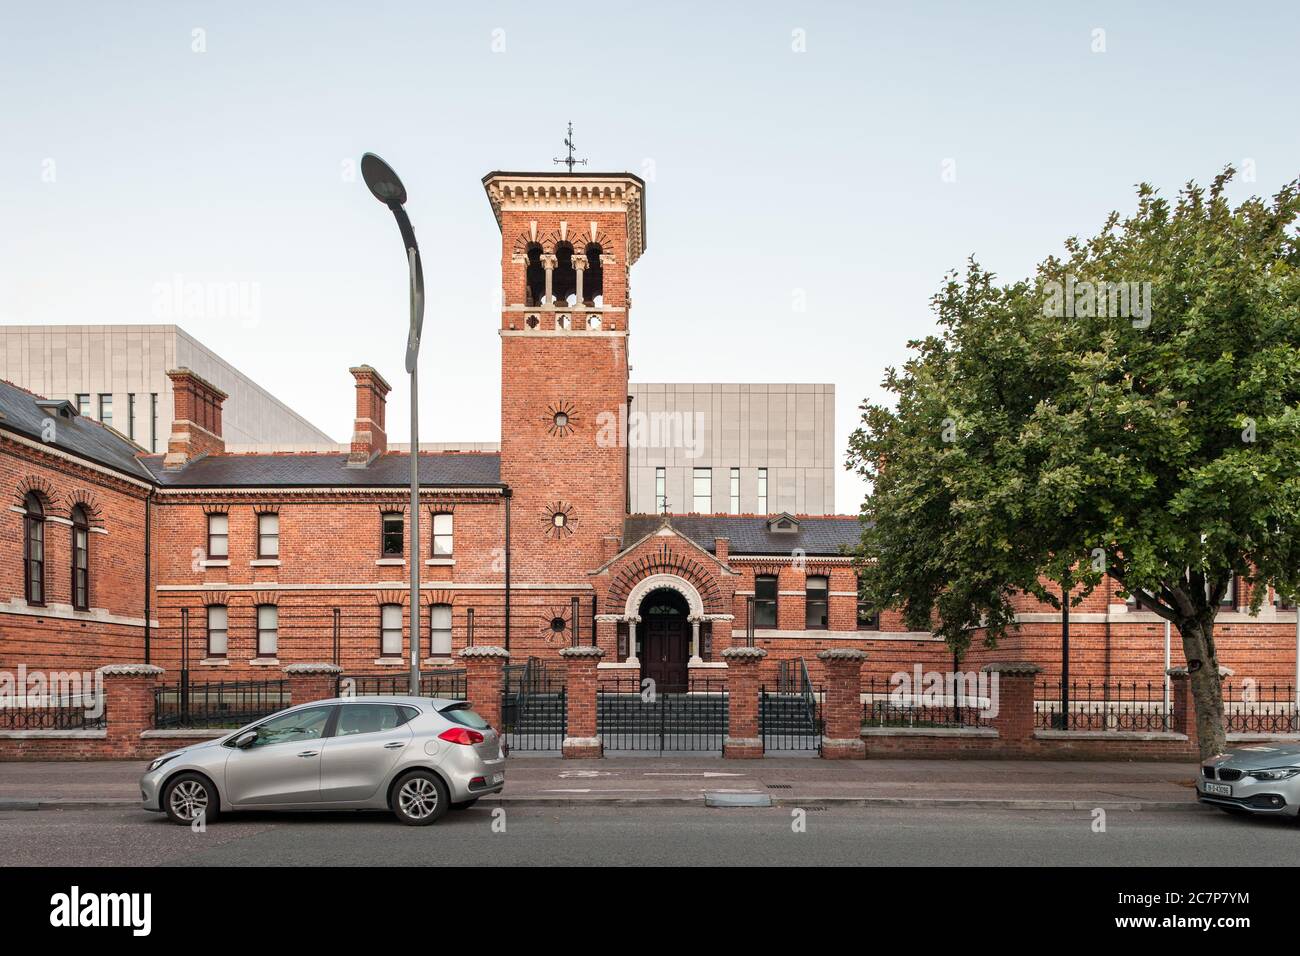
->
[483,170,647,581]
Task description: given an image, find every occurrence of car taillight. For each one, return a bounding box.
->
[439,727,485,745]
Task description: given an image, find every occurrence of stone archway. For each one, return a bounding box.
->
[623,572,705,620]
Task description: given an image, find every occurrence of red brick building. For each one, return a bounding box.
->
[2,168,1297,698]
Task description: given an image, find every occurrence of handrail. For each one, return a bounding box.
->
[797,657,817,732]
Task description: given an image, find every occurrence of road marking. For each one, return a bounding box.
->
[540,788,662,794]
[558,770,616,778]
[643,772,745,778]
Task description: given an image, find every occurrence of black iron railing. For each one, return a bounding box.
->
[500,657,567,751]
[1224,681,1299,733]
[861,675,992,729]
[339,669,467,699]
[761,661,822,752]
[0,695,106,730]
[598,675,728,752]
[1034,680,1169,731]
[153,679,289,729]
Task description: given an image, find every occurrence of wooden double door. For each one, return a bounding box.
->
[640,591,690,693]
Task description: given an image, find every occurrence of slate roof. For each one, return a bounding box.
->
[141,451,502,488]
[0,379,153,481]
[623,514,864,556]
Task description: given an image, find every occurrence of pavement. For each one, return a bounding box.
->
[0,756,1210,812]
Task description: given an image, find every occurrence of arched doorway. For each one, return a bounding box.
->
[639,588,690,692]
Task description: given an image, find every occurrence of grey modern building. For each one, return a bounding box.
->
[0,325,332,451]
[627,383,836,516]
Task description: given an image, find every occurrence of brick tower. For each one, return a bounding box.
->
[484,170,647,584]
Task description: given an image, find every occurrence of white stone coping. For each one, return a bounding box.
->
[818,647,868,661]
[596,661,640,670]
[860,726,998,738]
[139,729,226,739]
[559,646,604,658]
[1226,732,1300,742]
[459,645,509,659]
[283,663,343,675]
[722,646,767,661]
[980,662,1043,675]
[0,729,108,739]
[98,664,165,677]
[688,660,727,669]
[561,736,602,747]
[1033,730,1189,742]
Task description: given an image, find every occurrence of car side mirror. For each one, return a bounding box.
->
[234,730,258,749]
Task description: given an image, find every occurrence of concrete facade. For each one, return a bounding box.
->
[627,382,836,516]
[0,325,332,451]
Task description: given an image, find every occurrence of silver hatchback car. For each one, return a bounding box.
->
[141,696,504,826]
[1198,743,1300,818]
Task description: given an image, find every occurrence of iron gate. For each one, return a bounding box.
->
[500,657,566,751]
[761,659,822,752]
[597,676,727,752]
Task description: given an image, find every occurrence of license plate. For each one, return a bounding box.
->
[491,772,504,785]
[1203,782,1232,797]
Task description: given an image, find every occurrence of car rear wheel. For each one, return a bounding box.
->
[392,770,449,826]
[163,773,217,826]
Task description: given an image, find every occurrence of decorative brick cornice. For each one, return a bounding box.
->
[817,647,868,662]
[722,646,767,661]
[98,664,165,677]
[483,172,646,266]
[559,645,604,659]
[980,662,1042,675]
[459,645,510,660]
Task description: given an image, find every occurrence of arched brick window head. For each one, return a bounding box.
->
[71,504,90,611]
[23,492,45,606]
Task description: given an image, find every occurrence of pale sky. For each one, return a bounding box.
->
[2,1,1296,513]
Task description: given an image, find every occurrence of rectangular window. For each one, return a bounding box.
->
[150,393,158,453]
[857,601,880,630]
[430,604,453,656]
[76,394,90,417]
[805,575,828,629]
[257,512,279,558]
[207,513,229,559]
[72,523,89,611]
[127,393,136,441]
[382,512,404,556]
[655,467,666,514]
[754,574,778,629]
[757,468,768,514]
[256,605,278,657]
[207,605,228,658]
[98,393,112,428]
[692,467,711,513]
[729,467,740,514]
[380,604,403,657]
[432,513,453,557]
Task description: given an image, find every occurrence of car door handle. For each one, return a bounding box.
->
[297,750,319,758]
[383,741,406,750]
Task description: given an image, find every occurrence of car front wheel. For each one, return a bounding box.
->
[162,772,217,826]
[392,770,449,826]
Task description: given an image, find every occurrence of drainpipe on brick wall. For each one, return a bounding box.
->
[143,494,152,664]
[503,486,512,652]
[625,393,633,515]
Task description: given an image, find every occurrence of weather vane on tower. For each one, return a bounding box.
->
[553,121,587,173]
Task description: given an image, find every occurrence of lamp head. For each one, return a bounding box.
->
[361,152,407,206]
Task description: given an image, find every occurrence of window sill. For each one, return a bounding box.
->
[423,657,456,666]
[373,658,405,666]
[250,559,281,567]
[376,558,406,566]
[248,657,280,666]
[199,658,230,666]
[200,560,230,568]
[425,558,455,566]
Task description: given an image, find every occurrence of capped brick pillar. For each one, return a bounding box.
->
[99,664,165,758]
[722,646,766,758]
[817,648,867,759]
[286,663,343,704]
[460,645,509,731]
[980,662,1041,753]
[1166,666,1199,753]
[163,368,227,469]
[348,364,391,465]
[560,645,604,758]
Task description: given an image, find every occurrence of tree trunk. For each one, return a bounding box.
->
[1176,615,1227,759]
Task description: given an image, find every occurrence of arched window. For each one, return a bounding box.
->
[583,242,603,306]
[553,241,576,305]
[23,493,45,605]
[71,505,90,611]
[524,243,545,307]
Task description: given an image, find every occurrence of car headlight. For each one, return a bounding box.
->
[1248,767,1300,781]
[147,754,177,773]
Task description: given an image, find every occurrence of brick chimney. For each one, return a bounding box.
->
[348,365,391,466]
[163,368,226,469]
[714,537,730,564]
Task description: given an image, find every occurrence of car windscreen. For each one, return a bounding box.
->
[439,703,490,729]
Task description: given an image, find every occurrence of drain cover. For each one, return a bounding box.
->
[766,784,793,789]
[705,792,773,808]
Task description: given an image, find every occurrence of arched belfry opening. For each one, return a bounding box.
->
[524,243,545,307]
[553,241,576,305]
[583,242,603,306]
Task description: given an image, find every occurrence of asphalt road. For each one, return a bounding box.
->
[1,804,1296,866]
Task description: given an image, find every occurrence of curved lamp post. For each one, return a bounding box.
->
[361,152,425,695]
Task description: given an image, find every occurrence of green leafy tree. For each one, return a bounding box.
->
[848,169,1300,758]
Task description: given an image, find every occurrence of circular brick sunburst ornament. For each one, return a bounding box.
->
[540,607,572,645]
[545,401,578,437]
[541,501,577,539]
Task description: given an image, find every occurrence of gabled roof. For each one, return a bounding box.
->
[142,451,502,488]
[0,379,153,481]
[623,514,864,557]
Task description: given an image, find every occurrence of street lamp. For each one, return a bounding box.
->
[361,152,425,696]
